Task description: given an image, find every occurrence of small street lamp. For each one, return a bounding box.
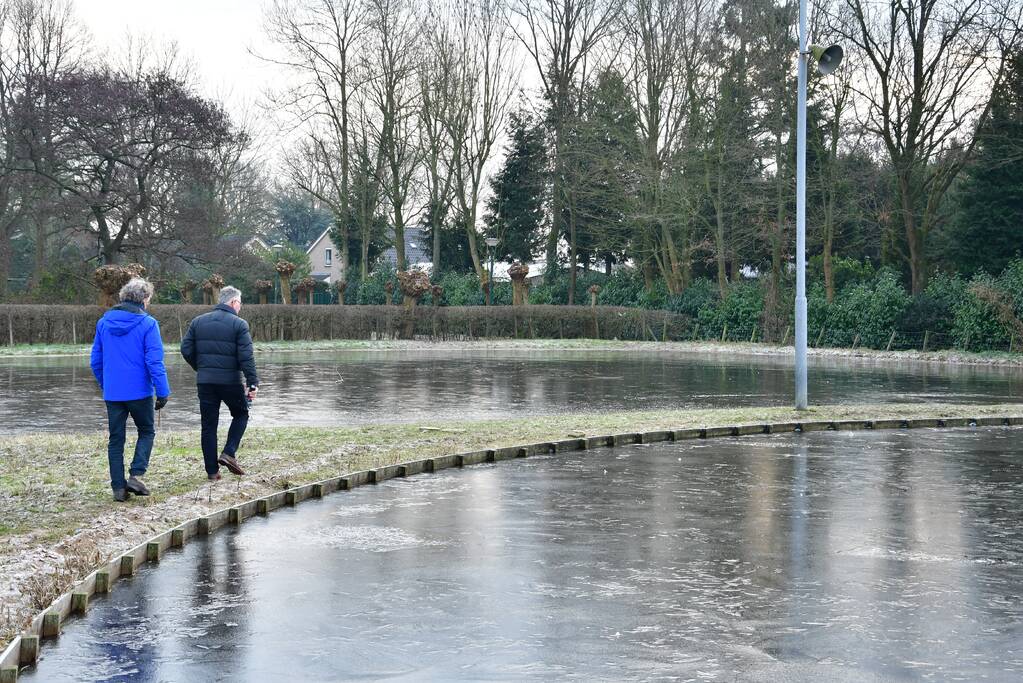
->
[485,237,499,306]
[272,243,283,304]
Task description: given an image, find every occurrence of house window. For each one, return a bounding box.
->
[324,248,332,266]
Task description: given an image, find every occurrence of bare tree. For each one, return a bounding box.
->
[511,0,624,274]
[351,91,386,279]
[261,0,369,279]
[809,0,862,303]
[30,55,236,264]
[364,0,422,271]
[698,0,771,297]
[0,0,82,294]
[444,0,518,279]
[418,6,458,276]
[837,0,1022,293]
[622,0,714,294]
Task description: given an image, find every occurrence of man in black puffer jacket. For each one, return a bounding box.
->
[181,285,260,480]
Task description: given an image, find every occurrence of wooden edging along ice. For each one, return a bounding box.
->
[2,413,1022,679]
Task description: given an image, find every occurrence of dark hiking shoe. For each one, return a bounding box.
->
[208,471,222,482]
[126,476,150,496]
[113,489,128,502]
[218,454,246,476]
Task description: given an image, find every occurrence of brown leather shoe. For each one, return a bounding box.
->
[208,472,222,482]
[217,454,246,476]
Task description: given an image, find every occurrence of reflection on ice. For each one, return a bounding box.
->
[2,348,1022,433]
[20,427,1023,681]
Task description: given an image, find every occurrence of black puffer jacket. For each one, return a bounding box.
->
[180,304,259,387]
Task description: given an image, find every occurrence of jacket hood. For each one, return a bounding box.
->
[103,303,149,336]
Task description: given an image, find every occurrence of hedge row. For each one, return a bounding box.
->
[0,304,693,345]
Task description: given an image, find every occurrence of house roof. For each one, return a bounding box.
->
[306,228,332,254]
[221,234,270,253]
[380,225,431,268]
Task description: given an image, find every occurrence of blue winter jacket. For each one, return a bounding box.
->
[90,302,171,402]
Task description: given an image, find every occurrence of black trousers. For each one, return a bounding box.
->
[198,383,249,476]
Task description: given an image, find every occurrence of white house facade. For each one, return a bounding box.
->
[306,228,345,284]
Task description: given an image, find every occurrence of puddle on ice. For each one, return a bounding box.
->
[331,503,393,518]
[314,525,447,552]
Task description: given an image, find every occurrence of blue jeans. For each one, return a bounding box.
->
[198,383,250,476]
[105,397,155,491]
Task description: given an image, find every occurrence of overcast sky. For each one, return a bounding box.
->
[75,0,281,131]
[72,0,531,185]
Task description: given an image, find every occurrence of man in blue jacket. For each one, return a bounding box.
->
[180,285,259,480]
[90,277,171,502]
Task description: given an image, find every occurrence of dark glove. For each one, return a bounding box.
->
[155,396,169,411]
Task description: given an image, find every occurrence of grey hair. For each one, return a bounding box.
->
[219,286,242,305]
[119,278,155,305]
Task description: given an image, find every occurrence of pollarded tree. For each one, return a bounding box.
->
[276,260,296,304]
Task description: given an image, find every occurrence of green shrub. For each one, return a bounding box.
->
[438,271,484,306]
[819,269,911,348]
[696,281,764,339]
[353,265,399,305]
[598,269,645,307]
[900,273,966,336]
[996,259,1023,319]
[807,254,876,292]
[666,278,718,317]
[951,273,1010,350]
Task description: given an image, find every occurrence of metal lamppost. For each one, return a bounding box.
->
[485,237,499,306]
[794,2,842,410]
[271,244,283,304]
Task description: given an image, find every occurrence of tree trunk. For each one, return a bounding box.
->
[547,133,565,275]
[0,234,11,299]
[713,170,728,297]
[466,227,483,280]
[512,280,528,306]
[280,276,292,305]
[393,206,406,272]
[568,202,577,306]
[899,174,926,294]
[823,233,835,303]
[339,221,350,282]
[642,259,656,291]
[432,205,442,277]
[823,113,839,304]
[33,211,47,287]
[767,132,786,340]
[661,221,683,294]
[360,226,370,282]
